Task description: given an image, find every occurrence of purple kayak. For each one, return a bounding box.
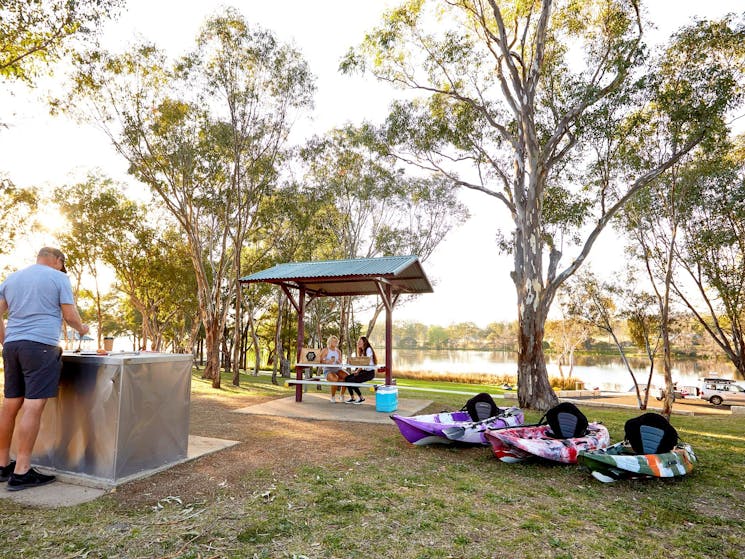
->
[391,407,524,446]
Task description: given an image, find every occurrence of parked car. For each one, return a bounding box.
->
[700,382,745,406]
[655,386,689,401]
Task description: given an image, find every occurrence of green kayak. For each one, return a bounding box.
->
[578,442,696,483]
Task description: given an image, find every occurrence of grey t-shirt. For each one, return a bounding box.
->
[0,263,75,346]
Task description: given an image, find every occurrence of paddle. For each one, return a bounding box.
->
[441,407,522,440]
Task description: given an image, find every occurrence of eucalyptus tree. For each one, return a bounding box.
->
[301,125,468,344]
[343,1,744,409]
[66,10,314,386]
[53,175,198,351]
[1,0,120,83]
[670,141,745,379]
[563,270,657,410]
[624,288,661,410]
[1,0,117,252]
[616,17,745,415]
[0,178,37,261]
[621,175,686,416]
[303,126,466,261]
[108,220,200,353]
[243,184,340,383]
[545,308,589,382]
[54,175,123,347]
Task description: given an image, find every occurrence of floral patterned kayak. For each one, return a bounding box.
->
[578,442,697,483]
[390,407,524,446]
[484,423,610,463]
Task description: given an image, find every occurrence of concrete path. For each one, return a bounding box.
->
[565,394,732,416]
[502,391,731,416]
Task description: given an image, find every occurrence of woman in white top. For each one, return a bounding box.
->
[345,336,377,404]
[319,335,347,402]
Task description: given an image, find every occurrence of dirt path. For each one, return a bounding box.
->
[111,391,395,508]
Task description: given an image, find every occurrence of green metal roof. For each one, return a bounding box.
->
[239,255,433,297]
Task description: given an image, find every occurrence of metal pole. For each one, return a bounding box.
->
[295,286,306,402]
[385,284,393,386]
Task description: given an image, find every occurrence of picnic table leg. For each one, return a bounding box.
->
[295,366,303,402]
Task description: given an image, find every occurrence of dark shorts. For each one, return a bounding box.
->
[3,341,63,399]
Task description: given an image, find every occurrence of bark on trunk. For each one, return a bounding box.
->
[513,169,559,411]
[271,292,285,385]
[232,281,243,386]
[203,319,222,388]
[516,313,558,410]
[366,301,384,338]
[608,328,644,409]
[247,311,261,376]
[660,216,679,418]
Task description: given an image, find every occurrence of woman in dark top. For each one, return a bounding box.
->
[345,336,376,404]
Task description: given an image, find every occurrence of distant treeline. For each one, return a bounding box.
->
[370,317,724,359]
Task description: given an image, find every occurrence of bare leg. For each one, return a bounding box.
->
[338,372,348,398]
[13,398,47,474]
[0,396,24,466]
[328,373,338,398]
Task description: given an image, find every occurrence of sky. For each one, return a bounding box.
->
[1,0,743,327]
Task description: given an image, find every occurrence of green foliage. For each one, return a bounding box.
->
[614,275,660,354]
[52,173,199,350]
[301,125,470,261]
[426,324,449,349]
[66,9,316,382]
[342,1,745,409]
[670,139,745,376]
[0,0,122,82]
[0,178,37,258]
[562,270,620,333]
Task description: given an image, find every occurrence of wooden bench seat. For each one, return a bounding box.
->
[285,379,385,392]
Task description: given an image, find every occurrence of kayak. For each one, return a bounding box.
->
[578,442,697,483]
[484,423,610,463]
[390,407,524,446]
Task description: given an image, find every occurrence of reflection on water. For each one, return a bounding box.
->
[393,349,742,392]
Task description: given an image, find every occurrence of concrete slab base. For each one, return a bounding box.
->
[0,480,107,508]
[0,435,239,508]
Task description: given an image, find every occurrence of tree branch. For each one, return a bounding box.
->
[547,130,704,300]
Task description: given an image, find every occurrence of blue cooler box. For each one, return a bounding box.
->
[375,385,398,412]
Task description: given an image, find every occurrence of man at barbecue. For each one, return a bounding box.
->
[0,247,89,491]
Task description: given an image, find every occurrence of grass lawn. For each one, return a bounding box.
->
[1,370,744,559]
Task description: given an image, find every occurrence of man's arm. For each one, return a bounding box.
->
[0,299,7,345]
[61,304,89,336]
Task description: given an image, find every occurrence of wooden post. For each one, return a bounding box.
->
[295,285,306,402]
[385,284,393,386]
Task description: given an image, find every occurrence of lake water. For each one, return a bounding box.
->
[392,349,742,392]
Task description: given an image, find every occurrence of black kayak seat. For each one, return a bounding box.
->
[544,402,588,438]
[625,413,678,454]
[462,393,499,421]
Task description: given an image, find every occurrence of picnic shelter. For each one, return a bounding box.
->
[239,255,433,401]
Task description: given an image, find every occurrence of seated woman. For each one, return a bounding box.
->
[318,335,347,403]
[345,336,376,405]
